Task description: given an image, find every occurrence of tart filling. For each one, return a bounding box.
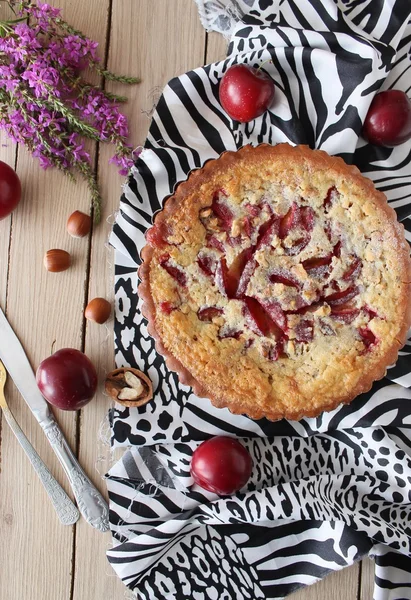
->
[139,144,411,421]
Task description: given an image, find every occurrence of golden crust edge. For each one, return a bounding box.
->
[139,245,210,399]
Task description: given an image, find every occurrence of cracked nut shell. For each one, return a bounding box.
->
[104,367,153,407]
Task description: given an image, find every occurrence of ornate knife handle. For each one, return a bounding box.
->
[43,417,109,532]
[2,404,80,526]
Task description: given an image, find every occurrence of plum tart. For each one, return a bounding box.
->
[138,144,411,421]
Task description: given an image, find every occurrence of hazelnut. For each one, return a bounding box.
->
[85,297,111,324]
[44,249,71,272]
[105,367,153,407]
[67,210,91,238]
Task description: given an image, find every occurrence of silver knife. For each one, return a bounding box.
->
[0,306,109,532]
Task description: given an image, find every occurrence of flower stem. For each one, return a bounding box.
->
[64,74,128,104]
[54,16,84,38]
[0,0,138,222]
[76,160,101,222]
[0,90,102,221]
[93,65,141,85]
[20,87,102,142]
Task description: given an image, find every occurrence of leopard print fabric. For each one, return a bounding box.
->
[108,0,411,598]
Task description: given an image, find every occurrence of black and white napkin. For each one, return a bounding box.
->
[107,1,411,598]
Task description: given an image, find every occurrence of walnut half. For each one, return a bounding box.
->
[105,367,153,407]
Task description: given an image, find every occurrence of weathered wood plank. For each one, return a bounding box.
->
[360,557,375,600]
[0,0,107,597]
[206,31,229,64]
[0,132,15,308]
[72,1,207,599]
[0,128,78,600]
[290,564,360,599]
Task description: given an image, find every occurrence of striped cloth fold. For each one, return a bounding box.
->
[108,1,411,598]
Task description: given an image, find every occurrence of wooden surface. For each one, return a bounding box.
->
[0,2,371,599]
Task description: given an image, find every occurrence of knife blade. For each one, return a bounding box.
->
[0,308,51,425]
[0,306,109,532]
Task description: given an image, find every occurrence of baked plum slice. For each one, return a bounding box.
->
[342,256,362,281]
[323,186,340,212]
[294,319,314,342]
[269,268,300,289]
[302,254,333,277]
[236,216,282,296]
[256,215,280,248]
[213,212,283,299]
[215,248,254,299]
[359,327,378,350]
[243,297,283,339]
[218,327,243,340]
[159,301,177,314]
[197,253,217,277]
[330,306,360,323]
[206,234,225,253]
[364,306,378,320]
[159,254,187,287]
[197,307,224,322]
[280,204,315,236]
[236,258,257,297]
[211,191,233,233]
[325,285,359,306]
[279,204,315,256]
[258,299,287,331]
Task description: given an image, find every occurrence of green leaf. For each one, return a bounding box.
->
[4,17,27,24]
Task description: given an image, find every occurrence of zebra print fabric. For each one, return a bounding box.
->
[108,1,411,598]
[107,429,411,598]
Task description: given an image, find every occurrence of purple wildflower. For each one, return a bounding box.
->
[37,108,65,130]
[61,35,99,68]
[109,151,134,176]
[25,2,61,28]
[0,64,20,93]
[0,0,139,221]
[37,154,53,169]
[21,60,61,97]
[14,23,41,57]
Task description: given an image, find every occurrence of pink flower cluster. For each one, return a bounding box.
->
[0,2,138,217]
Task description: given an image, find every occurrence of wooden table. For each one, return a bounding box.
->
[0,1,374,598]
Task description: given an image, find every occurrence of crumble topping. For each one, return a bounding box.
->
[141,144,411,420]
[152,186,386,361]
